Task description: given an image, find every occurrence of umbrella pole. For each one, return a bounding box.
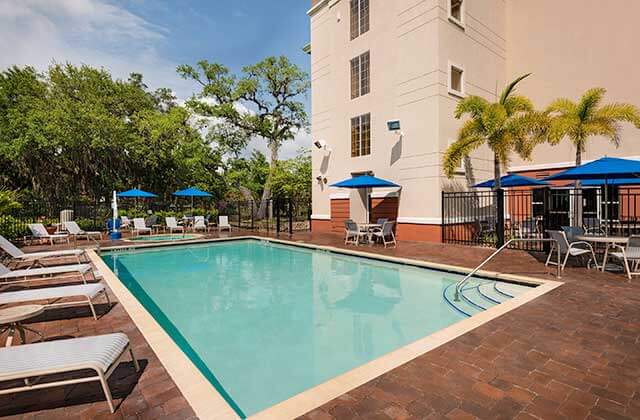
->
[604,177,609,235]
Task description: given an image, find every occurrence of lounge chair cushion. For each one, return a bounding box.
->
[0,333,129,380]
[0,263,91,279]
[0,283,105,305]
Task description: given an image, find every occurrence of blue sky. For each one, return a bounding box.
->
[0,0,311,157]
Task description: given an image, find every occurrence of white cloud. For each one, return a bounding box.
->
[0,0,194,98]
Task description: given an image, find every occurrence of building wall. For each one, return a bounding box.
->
[506,0,640,173]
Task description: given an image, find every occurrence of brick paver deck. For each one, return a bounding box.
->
[1,230,638,419]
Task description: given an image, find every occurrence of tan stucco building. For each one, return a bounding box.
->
[307,0,640,241]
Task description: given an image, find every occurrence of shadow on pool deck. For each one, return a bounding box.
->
[5,230,640,419]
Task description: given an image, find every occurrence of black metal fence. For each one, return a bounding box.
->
[0,197,311,242]
[442,187,640,250]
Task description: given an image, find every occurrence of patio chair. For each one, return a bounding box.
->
[63,221,102,241]
[165,217,185,233]
[375,218,389,226]
[120,216,131,230]
[144,215,158,228]
[583,217,604,235]
[545,230,597,271]
[0,283,109,320]
[0,262,96,286]
[602,235,640,280]
[132,218,151,236]
[27,224,69,246]
[193,216,209,232]
[344,220,366,245]
[0,333,139,413]
[218,216,232,232]
[561,226,585,243]
[0,235,85,267]
[371,221,397,248]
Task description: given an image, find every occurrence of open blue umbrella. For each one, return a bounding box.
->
[474,173,548,188]
[331,174,400,189]
[173,187,212,209]
[117,188,158,198]
[577,178,640,186]
[545,157,640,233]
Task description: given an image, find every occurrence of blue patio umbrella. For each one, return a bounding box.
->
[577,178,640,186]
[474,173,548,188]
[331,174,400,189]
[545,157,640,233]
[117,188,158,198]
[331,175,400,222]
[173,187,212,209]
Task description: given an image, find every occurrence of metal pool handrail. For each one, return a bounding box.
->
[454,238,561,302]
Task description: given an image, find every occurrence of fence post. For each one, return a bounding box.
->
[237,202,241,230]
[288,197,293,236]
[441,192,445,243]
[251,201,254,230]
[307,199,312,232]
[496,188,505,248]
[276,198,281,236]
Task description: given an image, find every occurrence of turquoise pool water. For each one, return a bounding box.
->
[102,240,500,417]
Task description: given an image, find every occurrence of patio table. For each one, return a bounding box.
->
[0,304,45,346]
[357,223,382,244]
[576,235,629,272]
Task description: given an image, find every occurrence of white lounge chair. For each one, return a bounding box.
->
[371,221,397,248]
[120,216,131,230]
[603,235,640,280]
[63,221,102,241]
[218,216,231,232]
[27,224,69,245]
[0,333,139,413]
[132,218,151,236]
[193,216,209,232]
[0,262,96,286]
[0,283,109,320]
[0,235,85,267]
[165,217,184,233]
[546,230,597,271]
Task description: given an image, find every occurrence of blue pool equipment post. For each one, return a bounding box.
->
[110,190,122,240]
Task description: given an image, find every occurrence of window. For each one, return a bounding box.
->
[448,0,464,28]
[448,62,464,97]
[351,113,371,157]
[350,51,370,99]
[350,0,369,40]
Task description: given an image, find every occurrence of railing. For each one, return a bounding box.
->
[454,238,561,301]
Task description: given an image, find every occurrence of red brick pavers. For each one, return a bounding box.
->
[5,231,640,419]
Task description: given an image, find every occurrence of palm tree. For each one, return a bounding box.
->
[443,73,540,190]
[546,87,640,175]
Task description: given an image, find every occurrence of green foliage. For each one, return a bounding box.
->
[0,189,20,215]
[270,149,311,201]
[0,63,225,203]
[178,56,310,210]
[223,151,270,201]
[443,74,542,189]
[545,87,640,165]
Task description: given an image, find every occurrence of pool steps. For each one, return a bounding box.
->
[443,279,532,317]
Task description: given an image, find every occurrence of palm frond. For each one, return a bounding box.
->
[547,114,579,144]
[503,95,533,116]
[499,73,531,104]
[595,103,640,127]
[454,95,489,120]
[443,133,484,178]
[546,98,576,115]
[576,87,606,121]
[481,103,507,137]
[582,121,621,147]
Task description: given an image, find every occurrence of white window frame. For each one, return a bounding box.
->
[448,61,465,98]
[350,50,370,99]
[448,0,465,29]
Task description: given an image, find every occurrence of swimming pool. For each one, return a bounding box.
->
[101,239,534,417]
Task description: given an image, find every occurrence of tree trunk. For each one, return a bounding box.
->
[493,155,501,190]
[463,155,476,188]
[573,147,583,227]
[256,141,279,219]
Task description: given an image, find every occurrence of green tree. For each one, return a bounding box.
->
[443,74,540,190]
[546,88,640,173]
[0,189,20,215]
[177,56,310,217]
[270,149,311,202]
[223,151,270,202]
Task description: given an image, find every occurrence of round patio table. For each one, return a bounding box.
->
[576,235,629,272]
[357,223,382,244]
[0,304,45,346]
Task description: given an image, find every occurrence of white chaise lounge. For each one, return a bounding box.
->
[193,216,209,232]
[63,221,102,241]
[165,217,184,233]
[218,216,231,232]
[0,333,139,413]
[0,262,96,286]
[0,235,85,267]
[0,283,109,320]
[132,218,151,236]
[27,224,69,245]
